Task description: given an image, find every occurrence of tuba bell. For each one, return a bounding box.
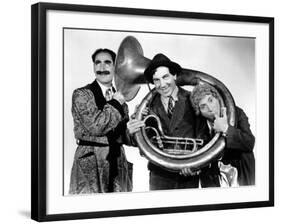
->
[115,36,236,172]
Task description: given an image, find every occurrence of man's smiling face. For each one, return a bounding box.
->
[152,66,177,97]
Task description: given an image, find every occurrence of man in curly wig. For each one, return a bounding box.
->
[188,83,255,186]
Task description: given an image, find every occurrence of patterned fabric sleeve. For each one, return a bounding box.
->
[72,88,123,137]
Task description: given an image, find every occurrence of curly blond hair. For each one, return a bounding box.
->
[190,83,220,115]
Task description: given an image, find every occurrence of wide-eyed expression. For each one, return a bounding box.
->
[152,66,177,97]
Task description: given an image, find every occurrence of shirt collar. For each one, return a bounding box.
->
[96,80,114,97]
[207,120,212,129]
[160,85,179,103]
[206,120,214,134]
[112,76,117,91]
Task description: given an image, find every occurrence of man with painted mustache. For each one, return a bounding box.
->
[69,48,132,194]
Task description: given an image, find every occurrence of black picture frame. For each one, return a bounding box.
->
[31,2,274,222]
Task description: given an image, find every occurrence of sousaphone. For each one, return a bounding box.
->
[115,36,236,172]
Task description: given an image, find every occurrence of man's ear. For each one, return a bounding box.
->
[174,74,177,80]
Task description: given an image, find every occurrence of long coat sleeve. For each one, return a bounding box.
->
[222,107,255,186]
[69,81,132,194]
[195,106,255,187]
[72,88,124,140]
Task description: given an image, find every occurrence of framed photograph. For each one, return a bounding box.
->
[31,2,274,222]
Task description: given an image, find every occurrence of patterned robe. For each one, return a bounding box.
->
[69,80,132,194]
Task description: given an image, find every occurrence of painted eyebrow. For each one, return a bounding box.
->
[95,59,112,64]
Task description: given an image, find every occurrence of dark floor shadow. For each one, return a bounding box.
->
[18,210,30,218]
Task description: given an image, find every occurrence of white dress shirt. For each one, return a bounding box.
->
[160,86,179,113]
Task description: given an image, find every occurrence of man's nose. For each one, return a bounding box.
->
[206,104,212,112]
[159,79,165,87]
[98,62,108,71]
[100,63,106,70]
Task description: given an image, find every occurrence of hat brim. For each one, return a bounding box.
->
[144,61,182,83]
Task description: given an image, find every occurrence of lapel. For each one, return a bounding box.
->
[196,117,212,142]
[152,94,171,130]
[85,80,106,110]
[169,87,187,131]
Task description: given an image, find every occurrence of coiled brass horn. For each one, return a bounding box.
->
[115,36,236,172]
[143,114,204,154]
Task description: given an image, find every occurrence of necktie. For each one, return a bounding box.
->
[167,96,174,119]
[112,86,116,93]
[105,88,113,101]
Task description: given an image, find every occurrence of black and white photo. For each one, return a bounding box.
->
[64,29,256,194]
[31,2,274,221]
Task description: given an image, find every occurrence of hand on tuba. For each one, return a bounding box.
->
[131,104,150,119]
[112,91,126,105]
[141,107,150,117]
[179,167,201,177]
[127,119,145,135]
[127,105,149,135]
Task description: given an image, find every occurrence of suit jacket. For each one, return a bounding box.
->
[197,107,255,186]
[147,87,197,173]
[69,80,132,194]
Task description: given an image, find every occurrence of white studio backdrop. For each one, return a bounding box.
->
[63,29,256,194]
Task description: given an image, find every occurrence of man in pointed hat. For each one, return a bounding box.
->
[127,53,220,190]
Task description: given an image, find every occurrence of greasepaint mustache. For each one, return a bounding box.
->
[96,71,110,75]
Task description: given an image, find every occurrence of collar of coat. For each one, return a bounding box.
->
[150,86,191,131]
[84,80,107,110]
